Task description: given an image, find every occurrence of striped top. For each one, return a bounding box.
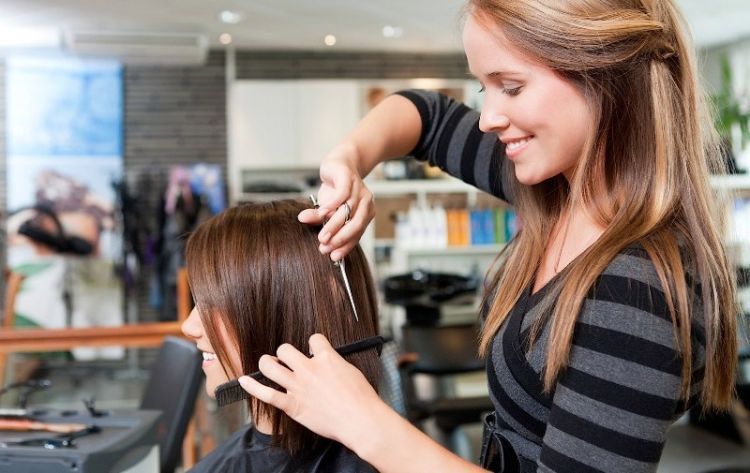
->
[396,90,706,473]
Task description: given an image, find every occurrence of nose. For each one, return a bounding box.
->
[478,98,511,134]
[181,306,203,340]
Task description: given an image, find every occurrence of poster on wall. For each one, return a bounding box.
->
[5,57,124,360]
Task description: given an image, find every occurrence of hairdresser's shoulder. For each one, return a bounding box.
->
[580,242,705,338]
[600,244,665,292]
[597,243,700,302]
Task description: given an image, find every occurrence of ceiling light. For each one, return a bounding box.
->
[219,10,243,24]
[382,26,403,39]
[324,34,336,46]
[219,33,232,45]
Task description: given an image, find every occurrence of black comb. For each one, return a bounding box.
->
[214,336,385,407]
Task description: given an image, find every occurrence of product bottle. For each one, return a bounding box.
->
[434,203,448,248]
[470,208,483,245]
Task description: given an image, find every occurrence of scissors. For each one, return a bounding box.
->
[310,195,360,322]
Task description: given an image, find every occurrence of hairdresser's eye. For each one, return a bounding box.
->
[503,86,522,97]
[477,84,486,94]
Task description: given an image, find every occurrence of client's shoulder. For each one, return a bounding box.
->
[313,441,377,473]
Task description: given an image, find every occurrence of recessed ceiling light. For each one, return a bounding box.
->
[382,25,403,39]
[219,33,232,45]
[324,34,337,46]
[219,10,243,24]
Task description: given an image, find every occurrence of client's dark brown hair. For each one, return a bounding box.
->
[185,199,380,456]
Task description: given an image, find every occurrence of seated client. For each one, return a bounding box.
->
[181,199,379,472]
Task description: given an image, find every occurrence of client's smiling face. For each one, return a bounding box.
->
[181,306,243,398]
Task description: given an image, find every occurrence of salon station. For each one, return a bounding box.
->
[0,1,750,472]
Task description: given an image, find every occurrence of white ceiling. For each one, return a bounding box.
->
[0,0,748,53]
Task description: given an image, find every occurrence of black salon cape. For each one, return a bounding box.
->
[187,426,376,473]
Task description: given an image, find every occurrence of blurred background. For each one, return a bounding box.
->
[0,1,749,472]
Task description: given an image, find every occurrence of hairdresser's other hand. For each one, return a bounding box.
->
[237,333,386,450]
[298,143,375,261]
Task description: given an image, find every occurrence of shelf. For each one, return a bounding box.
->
[365,176,481,196]
[397,244,505,256]
[367,174,750,195]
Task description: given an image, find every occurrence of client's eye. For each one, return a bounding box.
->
[502,86,522,97]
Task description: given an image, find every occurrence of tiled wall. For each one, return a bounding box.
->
[124,51,227,322]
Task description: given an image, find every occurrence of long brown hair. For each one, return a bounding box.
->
[471,0,737,410]
[186,200,380,455]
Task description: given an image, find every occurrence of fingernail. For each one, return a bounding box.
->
[238,376,251,387]
[319,231,330,242]
[319,244,331,254]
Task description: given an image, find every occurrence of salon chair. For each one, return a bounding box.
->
[399,323,493,433]
[140,336,202,473]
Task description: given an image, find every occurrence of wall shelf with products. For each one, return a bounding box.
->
[363,175,509,277]
[365,178,504,335]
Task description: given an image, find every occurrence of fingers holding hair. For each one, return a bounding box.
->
[238,374,295,414]
[276,343,312,371]
[308,333,337,356]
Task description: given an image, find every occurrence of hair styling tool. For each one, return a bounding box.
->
[0,379,52,410]
[0,418,89,434]
[0,424,101,449]
[214,336,385,407]
[309,195,359,322]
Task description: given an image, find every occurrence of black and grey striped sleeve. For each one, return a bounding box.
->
[394,89,511,203]
[537,251,705,473]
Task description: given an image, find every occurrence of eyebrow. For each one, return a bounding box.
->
[467,70,525,81]
[486,70,524,79]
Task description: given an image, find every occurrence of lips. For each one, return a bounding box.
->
[503,136,533,159]
[202,352,217,361]
[505,137,531,151]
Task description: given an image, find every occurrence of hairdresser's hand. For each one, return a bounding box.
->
[238,334,387,450]
[298,143,375,261]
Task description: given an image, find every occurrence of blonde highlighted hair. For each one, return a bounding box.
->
[472,0,737,410]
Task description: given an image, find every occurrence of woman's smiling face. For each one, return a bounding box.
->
[463,13,594,185]
[181,306,242,398]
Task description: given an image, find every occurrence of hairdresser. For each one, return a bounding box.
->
[238,0,738,471]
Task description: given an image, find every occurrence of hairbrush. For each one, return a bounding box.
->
[214,336,385,407]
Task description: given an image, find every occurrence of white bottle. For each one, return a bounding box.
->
[407,203,421,249]
[394,211,409,248]
[434,203,448,248]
